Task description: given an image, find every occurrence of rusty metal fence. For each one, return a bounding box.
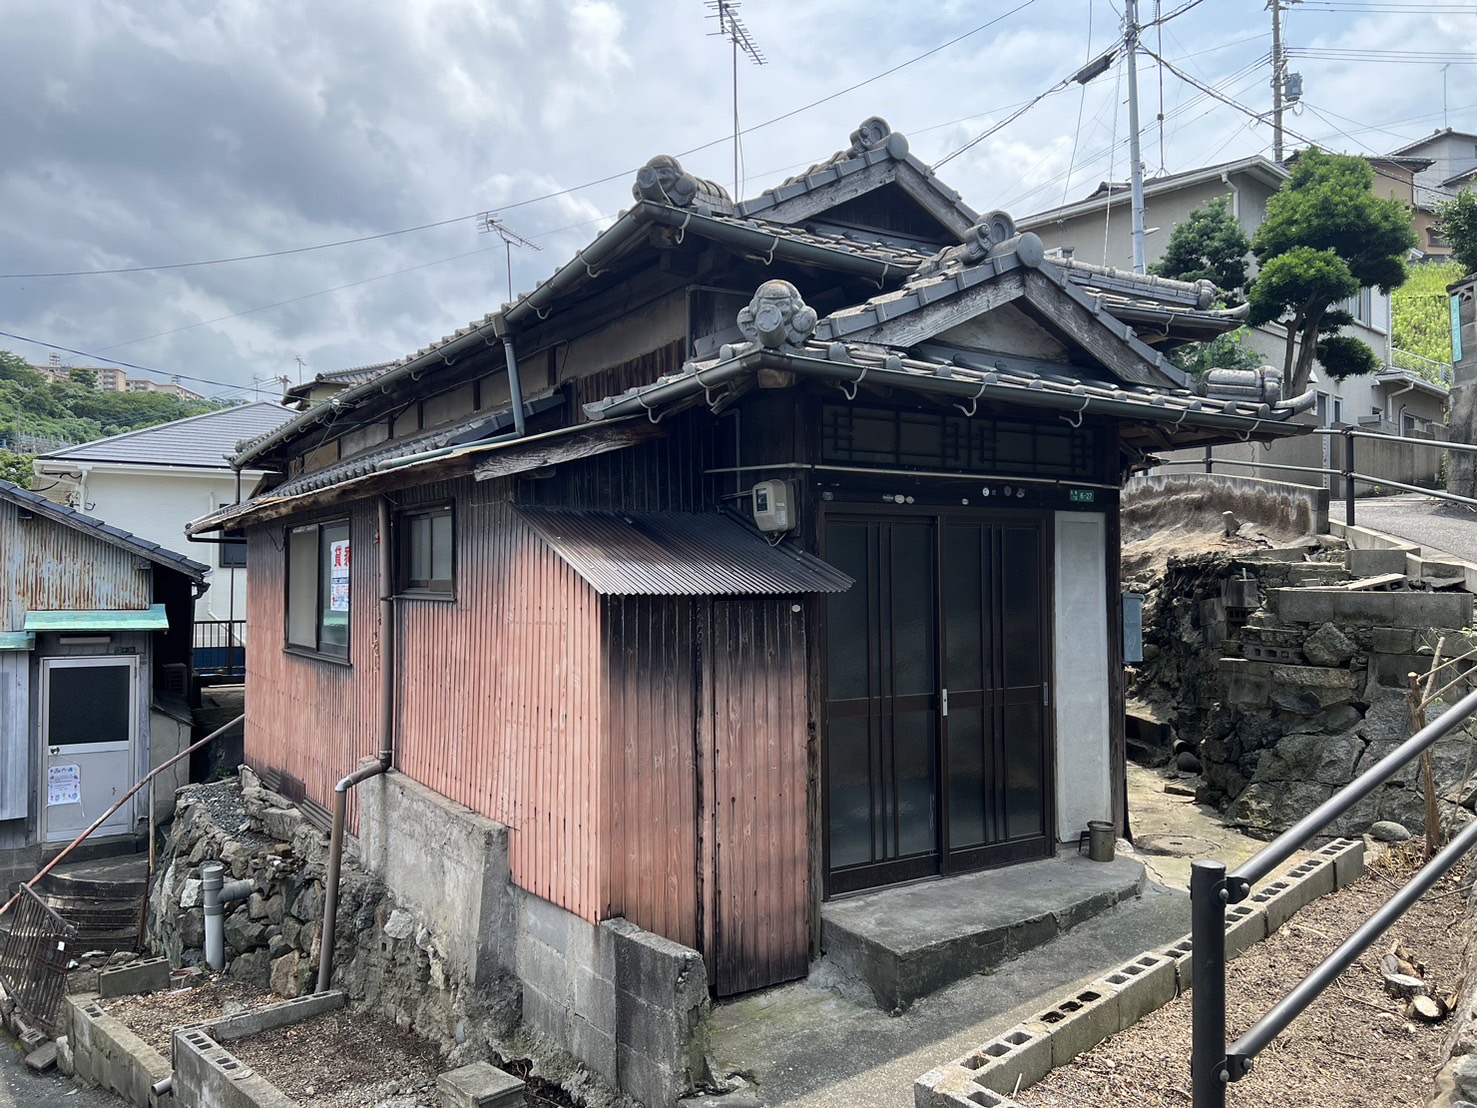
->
[0,885,77,1035]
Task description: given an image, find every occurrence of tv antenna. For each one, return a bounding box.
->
[477,213,543,304]
[706,0,766,197]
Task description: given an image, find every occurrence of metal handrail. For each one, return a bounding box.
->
[0,712,245,925]
[1191,685,1477,1105]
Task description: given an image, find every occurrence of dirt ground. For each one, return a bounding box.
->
[99,979,582,1108]
[1016,840,1470,1108]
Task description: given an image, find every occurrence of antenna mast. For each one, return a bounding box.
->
[706,0,766,197]
[477,213,543,304]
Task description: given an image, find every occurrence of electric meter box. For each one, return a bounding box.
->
[752,479,793,532]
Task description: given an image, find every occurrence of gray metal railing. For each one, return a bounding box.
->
[1191,685,1477,1105]
[1156,426,1477,528]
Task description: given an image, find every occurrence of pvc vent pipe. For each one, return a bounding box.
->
[200,861,254,971]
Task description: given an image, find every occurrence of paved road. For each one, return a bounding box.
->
[1352,494,1477,562]
[0,1032,120,1108]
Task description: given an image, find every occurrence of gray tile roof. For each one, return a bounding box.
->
[38,402,294,469]
[0,481,208,580]
[515,507,852,596]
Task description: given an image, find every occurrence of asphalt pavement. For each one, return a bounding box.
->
[1352,494,1477,562]
[0,1033,120,1108]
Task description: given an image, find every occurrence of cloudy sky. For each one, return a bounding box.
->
[2,0,1474,400]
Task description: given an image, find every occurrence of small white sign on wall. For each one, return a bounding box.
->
[47,763,81,806]
[329,539,351,613]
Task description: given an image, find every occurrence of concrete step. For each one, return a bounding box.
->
[821,854,1147,1013]
[37,852,148,900]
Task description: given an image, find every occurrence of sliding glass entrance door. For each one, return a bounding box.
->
[824,512,1051,895]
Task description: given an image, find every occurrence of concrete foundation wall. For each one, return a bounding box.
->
[1123,473,1328,537]
[357,766,513,986]
[1053,512,1111,842]
[357,767,710,1108]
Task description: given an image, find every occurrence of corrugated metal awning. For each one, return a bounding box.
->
[0,632,34,651]
[515,508,853,596]
[24,603,170,632]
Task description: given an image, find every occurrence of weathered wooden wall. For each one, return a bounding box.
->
[702,599,810,995]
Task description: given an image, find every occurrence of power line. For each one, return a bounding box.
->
[0,330,264,397]
[0,2,1039,283]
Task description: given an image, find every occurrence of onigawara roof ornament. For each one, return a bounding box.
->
[632,155,733,214]
[1201,365,1285,406]
[913,211,1044,279]
[724,280,818,357]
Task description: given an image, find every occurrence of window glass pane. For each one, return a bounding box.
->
[430,511,453,583]
[319,522,350,651]
[407,515,431,585]
[287,527,318,647]
[48,665,131,746]
[220,540,247,568]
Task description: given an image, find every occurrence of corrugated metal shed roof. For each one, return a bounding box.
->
[37,402,294,468]
[515,507,853,596]
[24,604,169,631]
[0,481,208,580]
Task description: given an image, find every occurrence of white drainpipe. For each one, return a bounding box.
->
[200,861,254,971]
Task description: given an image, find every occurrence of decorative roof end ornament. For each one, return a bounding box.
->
[914,211,1044,279]
[633,155,734,215]
[848,116,907,159]
[1202,365,1284,406]
[721,280,818,359]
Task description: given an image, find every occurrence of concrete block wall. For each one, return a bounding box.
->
[515,890,711,1108]
[65,994,172,1108]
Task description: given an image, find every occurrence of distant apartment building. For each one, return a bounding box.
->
[32,362,205,402]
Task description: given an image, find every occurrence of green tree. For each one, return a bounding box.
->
[1439,190,1477,277]
[1148,195,1251,303]
[1247,148,1417,396]
[0,451,33,488]
[67,368,97,389]
[0,351,42,388]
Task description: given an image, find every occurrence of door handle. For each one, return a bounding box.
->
[940,687,949,718]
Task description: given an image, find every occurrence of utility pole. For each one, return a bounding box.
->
[1124,0,1148,274]
[1269,0,1302,164]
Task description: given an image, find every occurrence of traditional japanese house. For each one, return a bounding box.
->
[190,118,1311,1103]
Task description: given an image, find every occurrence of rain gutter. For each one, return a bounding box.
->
[586,348,1317,434]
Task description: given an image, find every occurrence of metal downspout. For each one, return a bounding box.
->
[502,335,527,438]
[316,496,396,993]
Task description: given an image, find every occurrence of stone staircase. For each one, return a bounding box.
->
[32,853,149,954]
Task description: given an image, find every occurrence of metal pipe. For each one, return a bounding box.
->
[1308,427,1477,455]
[151,1077,173,1097]
[1154,457,1339,478]
[1343,430,1356,527]
[1348,472,1477,507]
[1228,816,1477,1079]
[1203,446,1213,474]
[1191,860,1229,1107]
[316,496,396,994]
[201,861,254,971]
[502,335,527,438]
[0,713,245,924]
[1232,683,1477,891]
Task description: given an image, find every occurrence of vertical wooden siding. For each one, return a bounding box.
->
[244,509,380,830]
[395,480,607,923]
[604,596,699,948]
[703,599,810,995]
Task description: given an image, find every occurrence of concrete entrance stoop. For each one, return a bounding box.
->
[821,854,1148,1014]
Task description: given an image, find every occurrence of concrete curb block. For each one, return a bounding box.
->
[174,1025,297,1108]
[65,995,173,1108]
[914,844,1370,1107]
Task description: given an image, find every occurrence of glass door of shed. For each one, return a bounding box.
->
[823,513,1053,895]
[40,657,137,844]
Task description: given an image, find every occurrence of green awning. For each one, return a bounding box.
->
[0,632,34,651]
[24,603,169,632]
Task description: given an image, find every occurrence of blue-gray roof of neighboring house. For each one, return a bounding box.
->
[0,481,209,580]
[36,401,294,469]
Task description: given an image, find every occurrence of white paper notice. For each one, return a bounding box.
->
[329,539,351,613]
[48,763,81,806]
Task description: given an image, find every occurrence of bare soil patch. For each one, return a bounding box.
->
[98,975,577,1107]
[1017,841,1469,1107]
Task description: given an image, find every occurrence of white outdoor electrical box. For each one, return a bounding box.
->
[752,479,793,532]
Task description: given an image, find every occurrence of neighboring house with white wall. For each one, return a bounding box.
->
[1019,154,1448,443]
[31,402,294,629]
